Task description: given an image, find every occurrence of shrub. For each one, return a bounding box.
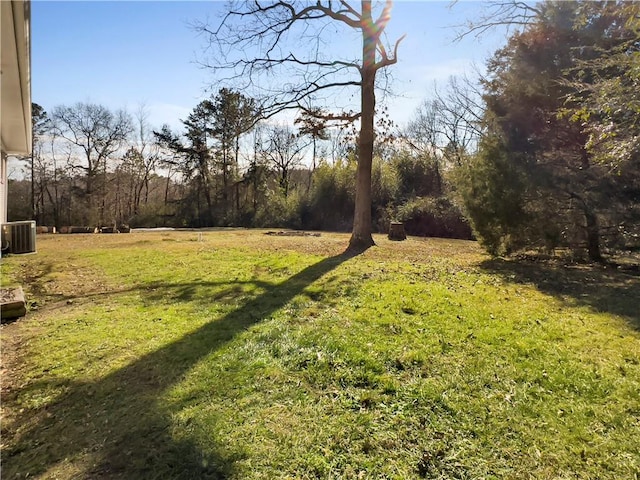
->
[395,196,473,239]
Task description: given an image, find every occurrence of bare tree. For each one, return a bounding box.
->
[261,124,309,198]
[450,0,541,41]
[29,103,51,222]
[407,74,484,166]
[131,104,161,213]
[295,107,330,191]
[210,88,259,211]
[197,0,405,250]
[327,125,353,165]
[34,130,77,229]
[52,103,132,225]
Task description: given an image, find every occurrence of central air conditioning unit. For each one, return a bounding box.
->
[1,221,37,255]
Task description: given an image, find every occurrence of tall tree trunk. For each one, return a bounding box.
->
[235,182,240,217]
[164,167,172,206]
[44,186,59,231]
[235,136,241,178]
[306,138,316,194]
[201,173,214,226]
[573,192,603,262]
[86,174,94,226]
[144,174,150,205]
[222,146,229,210]
[197,153,214,225]
[253,171,259,215]
[584,207,602,262]
[280,168,289,198]
[30,152,36,222]
[349,0,376,251]
[38,181,45,224]
[114,170,121,224]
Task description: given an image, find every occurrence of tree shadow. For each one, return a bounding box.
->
[3,249,359,479]
[480,258,640,331]
[139,279,272,305]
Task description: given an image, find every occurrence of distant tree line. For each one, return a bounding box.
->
[9,88,471,240]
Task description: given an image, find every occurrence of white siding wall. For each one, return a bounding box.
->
[0,151,7,224]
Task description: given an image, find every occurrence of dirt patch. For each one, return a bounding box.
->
[0,319,38,429]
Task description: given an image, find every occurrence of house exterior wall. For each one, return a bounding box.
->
[0,151,7,224]
[1,0,32,225]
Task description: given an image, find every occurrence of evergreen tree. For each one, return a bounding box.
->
[461,1,639,260]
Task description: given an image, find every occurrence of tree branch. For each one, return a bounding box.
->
[375,33,406,70]
[450,0,542,41]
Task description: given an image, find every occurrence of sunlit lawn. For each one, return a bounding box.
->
[2,230,639,479]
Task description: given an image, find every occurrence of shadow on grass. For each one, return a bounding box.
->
[4,250,358,479]
[140,279,272,305]
[480,258,640,331]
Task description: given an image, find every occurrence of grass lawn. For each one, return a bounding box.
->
[1,230,639,479]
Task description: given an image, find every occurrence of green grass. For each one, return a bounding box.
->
[1,230,639,479]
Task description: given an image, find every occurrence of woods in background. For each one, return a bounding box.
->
[10,88,469,240]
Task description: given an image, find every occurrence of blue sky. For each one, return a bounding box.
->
[32,1,509,131]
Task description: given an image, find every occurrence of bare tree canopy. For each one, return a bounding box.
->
[260,124,309,197]
[407,74,484,165]
[51,103,132,225]
[197,1,403,120]
[451,0,541,41]
[196,0,405,250]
